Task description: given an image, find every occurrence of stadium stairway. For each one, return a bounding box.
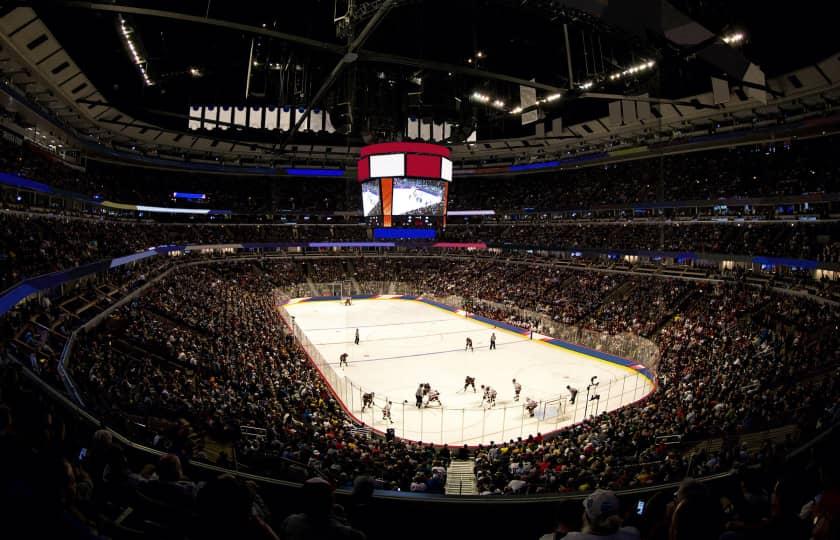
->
[687,424,800,457]
[444,458,478,495]
[648,288,700,337]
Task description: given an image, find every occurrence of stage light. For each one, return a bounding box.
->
[188,67,202,77]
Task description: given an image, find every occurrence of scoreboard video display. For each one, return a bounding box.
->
[360,177,447,217]
[357,143,452,227]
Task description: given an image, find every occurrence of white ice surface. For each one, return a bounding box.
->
[392,187,441,214]
[283,298,653,445]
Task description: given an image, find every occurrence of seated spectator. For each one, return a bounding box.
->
[195,474,279,540]
[410,474,428,492]
[667,480,723,540]
[349,476,377,539]
[139,453,196,510]
[564,489,640,539]
[281,477,366,540]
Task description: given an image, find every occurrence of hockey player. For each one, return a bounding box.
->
[354,328,360,345]
[425,389,441,407]
[512,379,522,402]
[344,297,352,306]
[415,384,424,408]
[464,375,476,393]
[481,385,496,407]
[382,401,394,424]
[361,391,375,412]
[567,385,579,405]
[490,332,497,350]
[525,397,538,417]
[487,387,497,408]
[465,337,474,352]
[339,352,349,368]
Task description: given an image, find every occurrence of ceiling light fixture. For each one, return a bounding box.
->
[722,31,745,45]
[608,59,655,82]
[118,16,153,86]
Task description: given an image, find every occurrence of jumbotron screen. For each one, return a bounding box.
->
[361,177,448,217]
[393,178,445,215]
[361,180,381,217]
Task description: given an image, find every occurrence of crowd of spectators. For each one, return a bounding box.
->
[4,209,840,293]
[4,125,840,538]
[0,136,356,212]
[56,258,839,499]
[71,262,453,497]
[0,211,368,288]
[447,135,840,210]
[2,252,840,538]
[5,132,840,215]
[441,221,840,261]
[0,357,385,539]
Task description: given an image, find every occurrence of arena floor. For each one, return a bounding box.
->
[282,297,654,445]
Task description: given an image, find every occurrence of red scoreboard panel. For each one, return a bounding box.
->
[357,142,452,227]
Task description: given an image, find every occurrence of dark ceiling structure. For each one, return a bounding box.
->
[1,0,837,173]
[28,0,818,146]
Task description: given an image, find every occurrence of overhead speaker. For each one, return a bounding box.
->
[328,102,353,135]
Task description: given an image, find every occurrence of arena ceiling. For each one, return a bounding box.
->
[1,1,839,170]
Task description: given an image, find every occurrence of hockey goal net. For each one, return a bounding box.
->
[536,397,568,421]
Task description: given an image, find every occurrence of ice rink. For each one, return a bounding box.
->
[282,297,654,445]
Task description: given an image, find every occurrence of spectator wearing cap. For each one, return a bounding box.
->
[564,489,639,539]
